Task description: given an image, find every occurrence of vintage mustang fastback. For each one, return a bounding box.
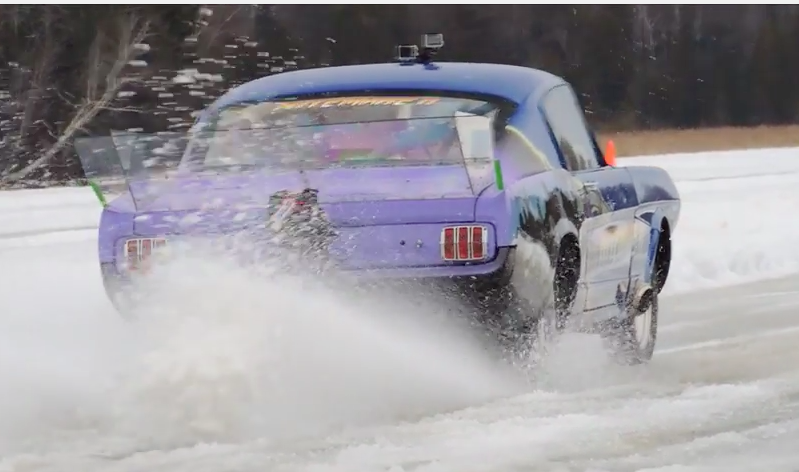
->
[77,36,680,363]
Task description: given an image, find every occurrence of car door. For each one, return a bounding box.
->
[540,85,638,310]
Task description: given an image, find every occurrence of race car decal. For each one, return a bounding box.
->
[274,96,441,110]
[588,220,636,266]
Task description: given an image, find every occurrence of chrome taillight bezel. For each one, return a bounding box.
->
[121,237,167,272]
[440,225,488,262]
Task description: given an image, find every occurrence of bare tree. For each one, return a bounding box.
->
[1,11,150,184]
[2,5,799,188]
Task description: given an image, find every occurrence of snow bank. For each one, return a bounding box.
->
[621,147,799,294]
[623,146,799,182]
[0,187,100,238]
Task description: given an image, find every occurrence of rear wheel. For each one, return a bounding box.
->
[496,237,580,363]
[469,281,548,363]
[465,240,576,365]
[553,238,580,330]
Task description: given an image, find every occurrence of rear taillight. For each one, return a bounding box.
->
[440,226,488,262]
[124,237,167,272]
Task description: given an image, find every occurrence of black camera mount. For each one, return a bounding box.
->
[394,33,445,65]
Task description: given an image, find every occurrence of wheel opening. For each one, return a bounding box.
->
[654,220,671,293]
[554,235,580,314]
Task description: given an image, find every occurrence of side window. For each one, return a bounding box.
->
[541,86,600,172]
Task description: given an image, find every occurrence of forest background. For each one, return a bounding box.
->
[0,5,796,188]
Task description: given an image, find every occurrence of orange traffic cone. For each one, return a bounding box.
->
[605,140,617,167]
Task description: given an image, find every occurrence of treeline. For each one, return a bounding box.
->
[0,5,797,186]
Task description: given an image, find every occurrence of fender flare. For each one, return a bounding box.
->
[643,208,665,284]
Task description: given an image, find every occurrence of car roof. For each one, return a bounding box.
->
[212,62,564,109]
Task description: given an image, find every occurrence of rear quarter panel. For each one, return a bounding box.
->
[479,168,582,318]
[98,207,134,264]
[487,103,586,315]
[496,96,583,255]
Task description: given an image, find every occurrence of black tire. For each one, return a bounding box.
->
[500,241,575,364]
[553,239,579,331]
[470,281,545,365]
[495,281,561,365]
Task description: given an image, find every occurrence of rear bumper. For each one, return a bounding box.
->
[338,247,513,280]
[100,247,525,329]
[100,246,515,297]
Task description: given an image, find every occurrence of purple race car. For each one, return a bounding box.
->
[78,35,680,363]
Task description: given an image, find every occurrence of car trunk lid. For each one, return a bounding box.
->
[127,167,493,269]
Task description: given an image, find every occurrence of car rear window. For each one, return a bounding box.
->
[183,94,501,170]
[209,95,498,130]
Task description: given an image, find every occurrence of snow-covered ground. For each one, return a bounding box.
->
[627,147,799,293]
[0,146,798,471]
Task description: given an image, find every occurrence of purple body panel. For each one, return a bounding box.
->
[100,165,511,277]
[127,165,476,212]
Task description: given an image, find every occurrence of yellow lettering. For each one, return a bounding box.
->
[270,96,442,112]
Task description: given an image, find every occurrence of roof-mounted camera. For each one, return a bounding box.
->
[395,33,444,65]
